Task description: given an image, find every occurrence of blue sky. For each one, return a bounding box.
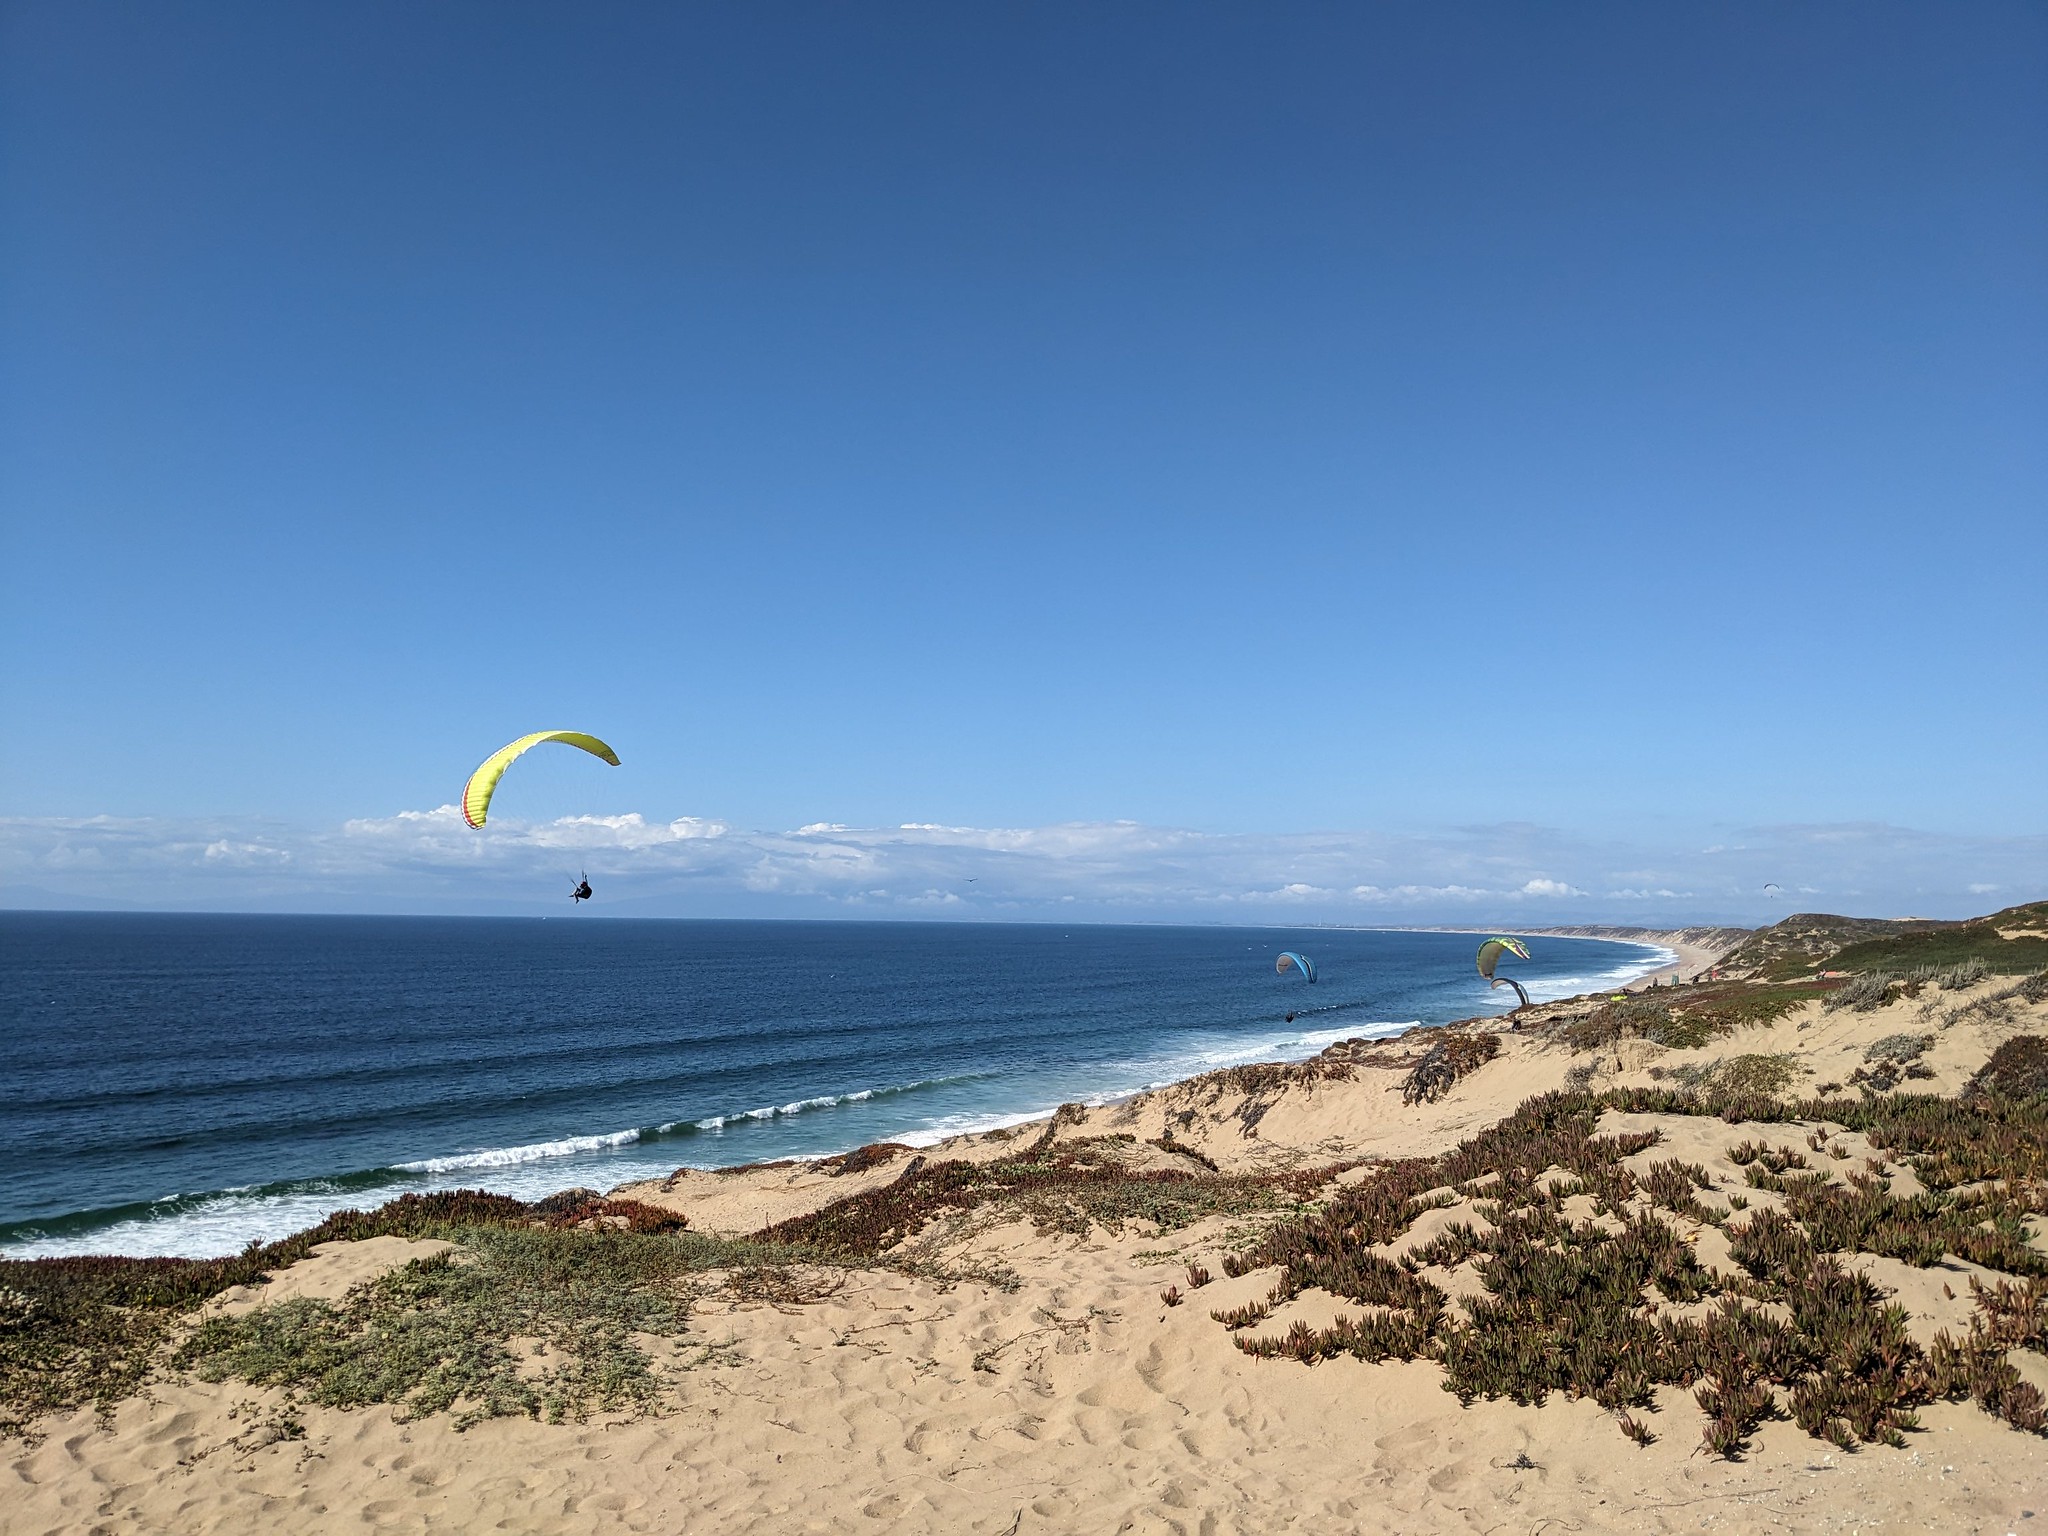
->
[3,3,2043,923]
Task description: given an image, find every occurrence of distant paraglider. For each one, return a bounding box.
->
[461,731,621,829]
[1276,951,1315,1021]
[571,873,593,904]
[1476,936,1532,1012]
[1276,952,1316,984]
[1763,883,1782,895]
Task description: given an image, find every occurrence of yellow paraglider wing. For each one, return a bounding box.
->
[1475,936,1531,980]
[461,731,621,828]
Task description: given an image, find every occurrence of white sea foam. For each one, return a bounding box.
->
[897,1108,1048,1147]
[683,1080,935,1136]
[6,1186,382,1262]
[1508,944,1677,1006]
[397,1127,646,1174]
[398,1081,931,1171]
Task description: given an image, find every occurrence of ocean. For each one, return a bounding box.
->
[0,914,1666,1258]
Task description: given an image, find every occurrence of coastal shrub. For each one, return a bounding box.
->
[1678,985,1817,1035]
[823,1142,913,1177]
[1210,1299,1272,1330]
[0,1191,514,1438]
[0,1190,846,1440]
[177,1226,725,1429]
[1867,1034,1933,1066]
[1216,1083,2048,1459]
[1846,1035,1936,1093]
[1727,1140,1806,1173]
[1932,957,1990,990]
[1555,986,1817,1055]
[1930,1330,2048,1434]
[1813,1088,2048,1195]
[1639,1159,1715,1222]
[1943,970,2048,1029]
[538,1196,691,1234]
[1824,914,2048,978]
[1400,1032,1501,1105]
[1711,1055,1801,1099]
[1827,974,1897,1013]
[1026,1102,1091,1152]
[1883,959,1989,994]
[1195,1054,1359,1098]
[1645,1011,1722,1051]
[1668,1056,1801,1106]
[760,1142,1340,1257]
[1149,1131,1221,1172]
[1970,1035,2048,1100]
[1560,998,1669,1052]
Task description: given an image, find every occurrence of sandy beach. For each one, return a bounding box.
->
[1391,925,1751,992]
[1507,926,1755,991]
[8,926,2048,1535]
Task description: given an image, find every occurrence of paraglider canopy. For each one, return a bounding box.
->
[462,731,621,828]
[1475,936,1531,981]
[1275,952,1316,983]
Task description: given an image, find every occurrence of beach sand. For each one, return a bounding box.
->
[9,955,2048,1534]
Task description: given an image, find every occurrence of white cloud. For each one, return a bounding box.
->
[1235,883,1337,904]
[3,811,2041,924]
[202,840,292,866]
[1517,878,1586,898]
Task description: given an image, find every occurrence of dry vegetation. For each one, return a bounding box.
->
[1206,1026,2048,1459]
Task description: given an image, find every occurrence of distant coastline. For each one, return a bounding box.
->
[1368,923,1753,990]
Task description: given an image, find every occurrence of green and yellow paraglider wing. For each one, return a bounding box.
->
[1475,936,1531,980]
[461,731,621,828]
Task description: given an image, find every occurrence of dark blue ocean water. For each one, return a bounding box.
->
[0,914,1664,1258]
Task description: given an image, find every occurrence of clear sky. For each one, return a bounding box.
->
[2,3,2043,922]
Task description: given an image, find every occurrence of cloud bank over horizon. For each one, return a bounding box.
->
[3,807,2039,927]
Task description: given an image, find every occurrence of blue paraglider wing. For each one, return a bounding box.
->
[1275,952,1316,983]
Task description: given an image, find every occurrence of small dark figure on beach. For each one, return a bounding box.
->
[571,878,592,903]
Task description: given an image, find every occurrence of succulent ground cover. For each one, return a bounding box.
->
[0,1140,1341,1441]
[1551,983,1825,1054]
[0,1192,808,1440]
[177,1226,726,1431]
[1213,1051,2048,1459]
[760,1133,1344,1254]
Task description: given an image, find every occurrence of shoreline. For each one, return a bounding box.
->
[3,934,1682,1262]
[1381,923,1749,994]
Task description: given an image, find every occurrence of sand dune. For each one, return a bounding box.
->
[8,972,2048,1534]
